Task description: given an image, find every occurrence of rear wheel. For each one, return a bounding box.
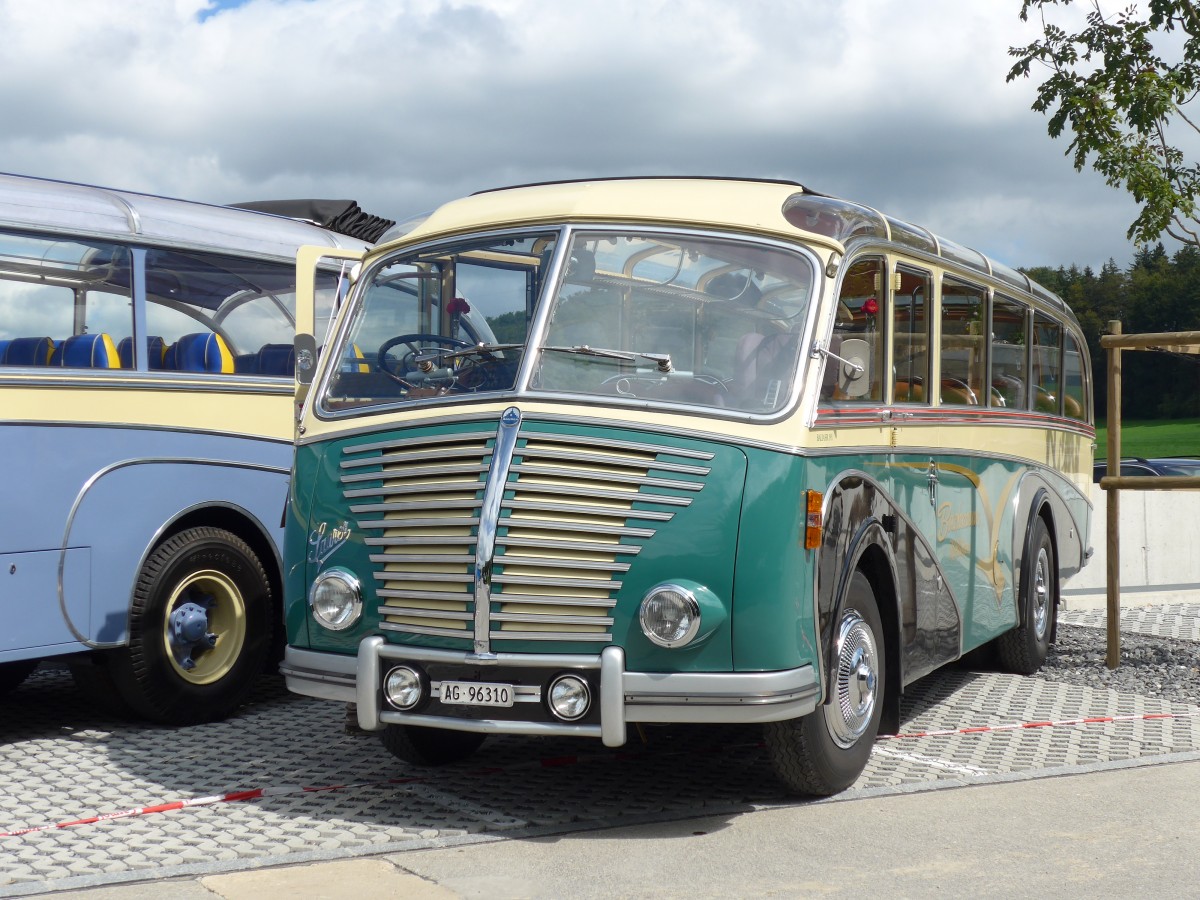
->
[997,516,1056,675]
[109,526,273,725]
[765,570,885,796]
[379,724,487,766]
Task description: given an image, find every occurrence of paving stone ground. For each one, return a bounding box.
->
[2,603,1197,897]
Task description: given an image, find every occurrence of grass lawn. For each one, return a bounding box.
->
[1094,418,1200,460]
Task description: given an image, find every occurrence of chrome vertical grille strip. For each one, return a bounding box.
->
[473,407,524,654]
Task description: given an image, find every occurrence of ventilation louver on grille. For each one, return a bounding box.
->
[340,424,713,648]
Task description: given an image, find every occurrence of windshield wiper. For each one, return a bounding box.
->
[411,342,525,369]
[542,344,673,373]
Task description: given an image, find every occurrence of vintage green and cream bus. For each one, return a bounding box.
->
[281,177,1093,795]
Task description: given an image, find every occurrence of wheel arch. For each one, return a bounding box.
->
[58,458,289,650]
[1015,489,1060,642]
[832,527,902,737]
[817,469,958,735]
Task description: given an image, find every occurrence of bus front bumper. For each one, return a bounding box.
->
[281,637,820,748]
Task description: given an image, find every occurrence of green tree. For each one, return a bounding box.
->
[1008,1,1200,248]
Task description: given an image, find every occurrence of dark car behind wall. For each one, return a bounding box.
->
[1093,457,1200,483]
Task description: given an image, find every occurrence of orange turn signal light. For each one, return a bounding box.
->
[804,489,823,550]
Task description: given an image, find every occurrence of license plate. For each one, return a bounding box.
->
[438,680,514,708]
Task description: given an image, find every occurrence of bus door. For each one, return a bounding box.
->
[294,246,366,420]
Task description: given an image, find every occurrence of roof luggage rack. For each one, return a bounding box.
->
[229,199,395,243]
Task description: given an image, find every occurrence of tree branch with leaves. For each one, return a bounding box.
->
[1009,0,1200,248]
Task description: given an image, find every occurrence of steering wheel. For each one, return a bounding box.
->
[693,374,730,392]
[377,334,470,382]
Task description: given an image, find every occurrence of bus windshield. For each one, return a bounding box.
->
[322,228,815,415]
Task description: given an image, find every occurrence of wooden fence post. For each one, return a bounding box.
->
[1105,320,1122,669]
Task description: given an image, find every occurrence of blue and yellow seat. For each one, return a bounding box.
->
[50,333,121,369]
[165,333,234,373]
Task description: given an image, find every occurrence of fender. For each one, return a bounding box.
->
[1014,486,1057,641]
[59,457,288,648]
[825,515,897,693]
[817,470,963,713]
[1012,468,1088,586]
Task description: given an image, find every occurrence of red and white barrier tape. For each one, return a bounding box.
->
[881,709,1200,740]
[3,709,1198,838]
[0,750,652,839]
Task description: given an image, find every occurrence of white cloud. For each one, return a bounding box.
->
[0,0,1159,268]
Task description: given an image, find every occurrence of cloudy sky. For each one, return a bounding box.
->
[0,0,1154,270]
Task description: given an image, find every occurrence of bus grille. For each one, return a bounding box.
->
[339,425,712,647]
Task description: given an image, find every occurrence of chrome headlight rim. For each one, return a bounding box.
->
[383,664,426,711]
[308,567,363,632]
[638,583,702,649]
[546,673,592,721]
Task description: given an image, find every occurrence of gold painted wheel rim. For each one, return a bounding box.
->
[161,569,247,685]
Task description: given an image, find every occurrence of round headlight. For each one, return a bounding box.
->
[639,584,701,648]
[384,666,424,710]
[547,674,591,721]
[309,569,362,631]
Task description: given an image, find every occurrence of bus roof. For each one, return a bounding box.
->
[0,172,380,259]
[394,176,1070,317]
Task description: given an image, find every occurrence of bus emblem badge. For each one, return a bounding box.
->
[308,520,352,565]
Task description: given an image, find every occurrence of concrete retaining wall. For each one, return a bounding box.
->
[1061,484,1200,610]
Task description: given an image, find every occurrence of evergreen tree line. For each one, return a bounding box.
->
[1023,245,1200,420]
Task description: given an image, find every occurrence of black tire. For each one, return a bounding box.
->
[997,516,1056,675]
[108,526,273,725]
[0,659,37,697]
[765,570,885,796]
[379,724,487,766]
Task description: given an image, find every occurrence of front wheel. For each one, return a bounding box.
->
[108,526,273,725]
[380,724,487,766]
[997,516,1056,675]
[765,570,885,796]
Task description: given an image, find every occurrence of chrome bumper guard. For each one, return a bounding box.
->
[282,637,820,748]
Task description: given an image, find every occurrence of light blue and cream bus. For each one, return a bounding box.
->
[281,177,1093,795]
[0,173,388,723]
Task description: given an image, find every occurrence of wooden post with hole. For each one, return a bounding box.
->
[1105,320,1122,669]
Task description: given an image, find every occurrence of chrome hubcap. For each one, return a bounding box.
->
[1032,546,1050,641]
[824,609,879,748]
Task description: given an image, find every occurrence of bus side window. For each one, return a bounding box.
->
[144,247,298,377]
[1063,330,1087,420]
[892,266,930,403]
[990,295,1028,409]
[940,279,986,405]
[1033,313,1063,415]
[820,257,884,402]
[0,231,132,369]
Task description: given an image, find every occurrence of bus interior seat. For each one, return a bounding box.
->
[233,343,297,376]
[893,379,924,402]
[732,328,798,405]
[255,343,296,376]
[165,333,234,373]
[50,333,121,368]
[345,343,370,373]
[117,336,167,370]
[940,378,978,405]
[991,374,1024,408]
[2,336,55,366]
